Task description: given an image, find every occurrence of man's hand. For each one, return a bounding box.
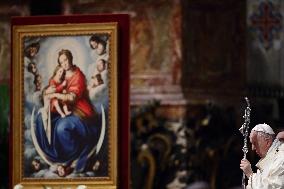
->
[240,159,253,178]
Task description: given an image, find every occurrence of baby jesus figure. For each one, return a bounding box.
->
[43,65,72,118]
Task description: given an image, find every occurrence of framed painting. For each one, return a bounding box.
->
[10,15,130,189]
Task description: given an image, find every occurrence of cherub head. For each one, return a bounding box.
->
[89,73,104,88]
[31,159,41,172]
[96,59,107,73]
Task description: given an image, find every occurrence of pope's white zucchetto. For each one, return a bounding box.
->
[251,123,275,135]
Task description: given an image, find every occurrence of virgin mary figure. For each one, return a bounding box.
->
[31,49,103,176]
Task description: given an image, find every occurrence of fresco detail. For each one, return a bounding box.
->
[68,0,183,105]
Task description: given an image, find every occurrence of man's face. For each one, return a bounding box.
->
[250,131,270,158]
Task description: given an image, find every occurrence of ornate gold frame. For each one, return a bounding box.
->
[12,22,118,189]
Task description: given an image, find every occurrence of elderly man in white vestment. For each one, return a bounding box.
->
[240,123,284,189]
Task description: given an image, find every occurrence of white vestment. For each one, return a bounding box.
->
[247,139,284,189]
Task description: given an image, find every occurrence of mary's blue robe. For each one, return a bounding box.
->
[34,112,100,173]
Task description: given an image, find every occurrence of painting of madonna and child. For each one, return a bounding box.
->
[23,33,111,179]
